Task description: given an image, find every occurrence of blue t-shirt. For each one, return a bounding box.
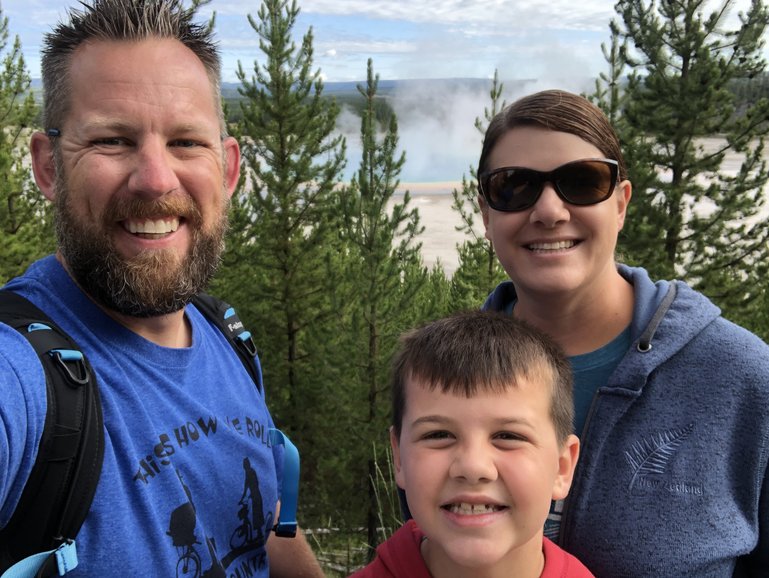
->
[0,256,282,576]
[570,326,632,436]
[544,325,631,542]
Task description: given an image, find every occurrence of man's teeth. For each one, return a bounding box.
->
[447,503,502,515]
[528,240,575,251]
[126,218,180,235]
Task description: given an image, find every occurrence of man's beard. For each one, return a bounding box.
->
[54,176,229,318]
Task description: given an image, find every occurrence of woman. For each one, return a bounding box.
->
[479,90,769,576]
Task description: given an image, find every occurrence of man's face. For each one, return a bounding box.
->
[39,38,239,316]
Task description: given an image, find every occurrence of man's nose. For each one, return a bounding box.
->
[128,140,181,198]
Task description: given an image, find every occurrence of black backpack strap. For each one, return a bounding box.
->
[191,294,263,393]
[191,295,299,538]
[0,290,104,574]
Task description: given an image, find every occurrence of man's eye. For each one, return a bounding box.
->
[171,139,201,148]
[92,137,127,146]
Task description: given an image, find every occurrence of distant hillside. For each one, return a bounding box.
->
[222,77,544,125]
[221,77,534,100]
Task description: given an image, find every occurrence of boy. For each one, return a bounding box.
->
[351,311,593,577]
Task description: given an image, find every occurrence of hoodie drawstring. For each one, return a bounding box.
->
[637,283,677,352]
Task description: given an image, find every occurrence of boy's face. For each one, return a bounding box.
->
[392,370,578,575]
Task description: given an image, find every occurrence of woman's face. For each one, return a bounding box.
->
[480,126,631,301]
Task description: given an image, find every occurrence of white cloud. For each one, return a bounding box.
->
[14,0,769,84]
[293,0,614,30]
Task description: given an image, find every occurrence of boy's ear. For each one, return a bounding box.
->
[552,434,580,501]
[390,426,406,490]
[30,131,57,201]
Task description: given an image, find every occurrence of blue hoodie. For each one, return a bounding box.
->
[483,265,769,577]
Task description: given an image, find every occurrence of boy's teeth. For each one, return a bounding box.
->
[126,218,180,235]
[447,503,501,515]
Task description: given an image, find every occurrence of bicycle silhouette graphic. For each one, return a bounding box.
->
[229,500,254,550]
[166,470,226,578]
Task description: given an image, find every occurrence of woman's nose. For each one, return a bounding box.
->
[529,183,570,227]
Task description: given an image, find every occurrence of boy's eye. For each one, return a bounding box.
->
[421,430,453,441]
[494,431,528,443]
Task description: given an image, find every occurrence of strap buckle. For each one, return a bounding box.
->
[49,350,89,387]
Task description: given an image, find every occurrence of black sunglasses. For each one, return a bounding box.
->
[479,158,619,212]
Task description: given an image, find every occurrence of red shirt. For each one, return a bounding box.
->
[349,519,595,577]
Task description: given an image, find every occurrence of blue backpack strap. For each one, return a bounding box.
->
[0,290,104,576]
[1,542,78,578]
[268,429,299,538]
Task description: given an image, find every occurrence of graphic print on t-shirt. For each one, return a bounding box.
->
[165,459,273,577]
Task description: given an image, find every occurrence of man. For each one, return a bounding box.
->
[0,0,324,576]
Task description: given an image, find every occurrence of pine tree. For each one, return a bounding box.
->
[218,0,347,520]
[593,0,769,326]
[450,70,507,308]
[0,11,49,283]
[339,58,424,555]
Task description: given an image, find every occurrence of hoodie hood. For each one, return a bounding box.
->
[483,264,720,368]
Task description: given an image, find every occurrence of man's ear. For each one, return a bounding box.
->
[552,434,580,501]
[222,136,240,200]
[30,131,57,201]
[390,426,405,490]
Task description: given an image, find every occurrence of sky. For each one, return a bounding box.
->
[4,0,765,185]
[8,0,628,84]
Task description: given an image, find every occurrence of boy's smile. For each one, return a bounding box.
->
[392,371,578,578]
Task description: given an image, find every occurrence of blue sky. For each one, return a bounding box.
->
[4,0,765,185]
[8,0,627,83]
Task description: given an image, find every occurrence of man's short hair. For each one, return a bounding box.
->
[391,311,574,444]
[40,0,225,134]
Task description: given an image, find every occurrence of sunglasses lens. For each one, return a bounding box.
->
[483,169,542,211]
[556,161,615,205]
[482,160,617,212]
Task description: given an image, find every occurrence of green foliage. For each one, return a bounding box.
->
[214,0,348,524]
[0,11,50,283]
[337,58,424,554]
[450,70,507,308]
[593,0,769,330]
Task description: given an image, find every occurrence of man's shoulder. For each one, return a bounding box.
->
[0,319,47,380]
[0,321,48,528]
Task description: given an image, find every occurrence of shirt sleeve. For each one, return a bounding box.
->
[0,323,47,528]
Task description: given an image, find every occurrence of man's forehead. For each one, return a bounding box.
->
[68,37,210,83]
[61,39,220,126]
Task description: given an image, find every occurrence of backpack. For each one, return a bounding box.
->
[0,291,298,577]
